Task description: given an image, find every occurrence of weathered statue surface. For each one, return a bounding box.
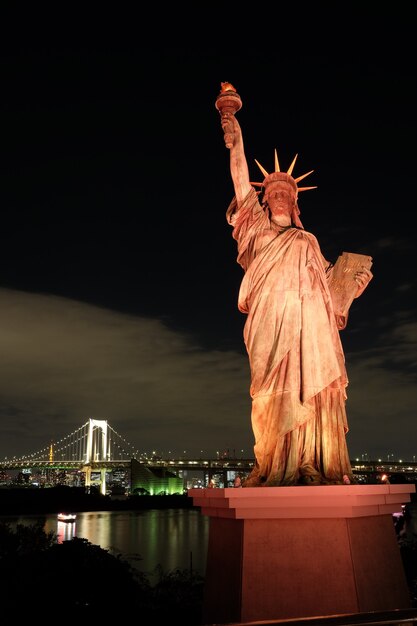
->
[216,84,373,487]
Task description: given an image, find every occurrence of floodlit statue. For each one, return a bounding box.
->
[216,83,373,487]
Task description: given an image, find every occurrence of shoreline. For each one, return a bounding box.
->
[0,486,195,515]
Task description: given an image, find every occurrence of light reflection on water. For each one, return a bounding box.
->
[2,508,209,578]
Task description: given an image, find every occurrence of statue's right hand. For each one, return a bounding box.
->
[221,112,234,134]
[220,112,242,148]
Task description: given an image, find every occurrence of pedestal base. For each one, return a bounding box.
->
[188,484,415,624]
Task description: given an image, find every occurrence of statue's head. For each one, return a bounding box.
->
[251,151,316,228]
[263,171,298,195]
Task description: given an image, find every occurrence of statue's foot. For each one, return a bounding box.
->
[298,464,324,486]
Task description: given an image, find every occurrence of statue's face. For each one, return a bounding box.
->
[264,184,295,218]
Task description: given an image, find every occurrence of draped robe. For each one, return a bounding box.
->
[227,188,353,485]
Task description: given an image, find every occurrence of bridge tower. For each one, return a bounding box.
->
[83,418,109,496]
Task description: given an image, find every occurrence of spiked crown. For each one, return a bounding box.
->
[251,150,317,196]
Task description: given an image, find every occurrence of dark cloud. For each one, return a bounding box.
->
[0,288,251,458]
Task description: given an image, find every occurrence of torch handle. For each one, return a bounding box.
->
[220,107,236,149]
[215,88,242,150]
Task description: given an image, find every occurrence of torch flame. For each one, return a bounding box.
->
[220,82,237,93]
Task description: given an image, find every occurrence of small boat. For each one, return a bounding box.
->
[57,512,76,522]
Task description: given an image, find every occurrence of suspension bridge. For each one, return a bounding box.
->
[0,419,140,494]
[1,418,141,465]
[0,419,255,493]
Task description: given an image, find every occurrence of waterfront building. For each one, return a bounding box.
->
[130,459,183,495]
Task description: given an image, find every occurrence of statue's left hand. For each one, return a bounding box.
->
[354,267,373,298]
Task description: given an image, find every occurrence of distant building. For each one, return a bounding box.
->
[130,459,183,495]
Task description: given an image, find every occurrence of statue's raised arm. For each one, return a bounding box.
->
[215,83,252,204]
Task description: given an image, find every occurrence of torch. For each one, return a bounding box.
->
[215,82,242,149]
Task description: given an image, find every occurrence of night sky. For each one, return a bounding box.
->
[1,13,416,462]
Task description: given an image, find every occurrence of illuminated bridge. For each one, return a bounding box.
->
[0,418,255,493]
[1,419,417,493]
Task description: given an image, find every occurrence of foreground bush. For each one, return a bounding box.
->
[0,521,204,623]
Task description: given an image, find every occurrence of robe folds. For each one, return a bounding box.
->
[227,188,353,485]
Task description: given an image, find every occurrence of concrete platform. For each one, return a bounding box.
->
[188,484,415,625]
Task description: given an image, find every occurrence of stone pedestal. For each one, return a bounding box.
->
[188,484,415,625]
